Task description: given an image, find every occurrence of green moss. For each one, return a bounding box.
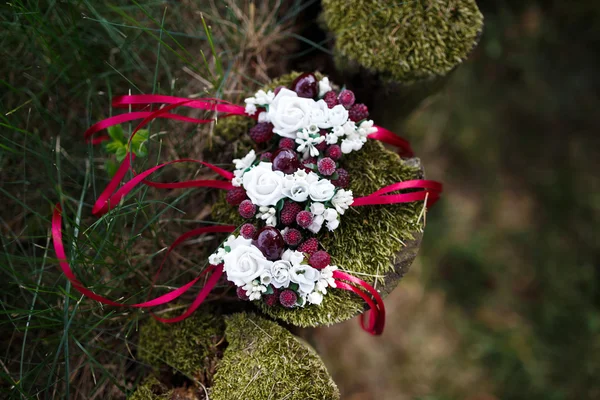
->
[322,0,484,83]
[208,115,255,160]
[211,73,424,327]
[138,306,225,377]
[211,313,339,400]
[128,376,171,400]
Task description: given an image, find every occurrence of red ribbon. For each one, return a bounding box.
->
[333,270,386,335]
[352,179,442,208]
[51,204,235,322]
[369,125,414,157]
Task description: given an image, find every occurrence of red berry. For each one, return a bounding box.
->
[279,290,298,308]
[279,138,295,150]
[240,223,257,239]
[272,148,300,174]
[280,201,303,226]
[249,122,274,143]
[331,168,350,188]
[227,187,247,206]
[323,91,338,108]
[326,145,342,161]
[252,227,284,261]
[317,157,336,176]
[238,200,257,219]
[291,73,318,98]
[298,238,319,255]
[316,140,327,152]
[348,103,369,122]
[283,228,303,246]
[236,286,249,301]
[264,289,280,307]
[296,211,313,228]
[309,250,331,269]
[338,89,356,109]
[260,152,272,162]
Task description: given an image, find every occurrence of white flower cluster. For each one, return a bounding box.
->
[243,82,376,156]
[209,235,337,305]
[233,162,352,232]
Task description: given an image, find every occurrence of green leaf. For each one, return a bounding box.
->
[264,285,274,295]
[224,246,231,253]
[104,141,123,154]
[289,283,299,291]
[107,125,125,143]
[115,147,127,162]
[304,163,317,170]
[275,199,285,212]
[330,172,339,180]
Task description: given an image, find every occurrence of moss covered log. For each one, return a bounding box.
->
[212,72,425,327]
[322,0,484,84]
[131,311,339,399]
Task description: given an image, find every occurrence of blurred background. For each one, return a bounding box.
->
[1,1,599,399]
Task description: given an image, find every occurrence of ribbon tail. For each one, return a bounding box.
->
[333,270,386,335]
[369,126,414,157]
[52,204,235,312]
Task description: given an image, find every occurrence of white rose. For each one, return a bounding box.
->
[282,176,310,202]
[331,189,354,215]
[326,218,340,231]
[290,264,320,294]
[233,150,256,171]
[310,202,325,215]
[308,291,324,305]
[309,179,336,202]
[323,208,338,221]
[318,77,332,97]
[306,172,320,184]
[309,100,331,129]
[282,249,305,265]
[308,214,324,234]
[223,243,273,286]
[269,260,292,288]
[267,88,313,138]
[327,104,349,127]
[242,162,285,206]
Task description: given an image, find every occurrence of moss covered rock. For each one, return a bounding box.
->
[211,313,339,400]
[322,0,484,84]
[211,72,425,327]
[138,307,225,379]
[131,311,339,399]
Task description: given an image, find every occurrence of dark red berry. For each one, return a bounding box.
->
[226,187,247,206]
[280,290,298,308]
[326,145,342,161]
[239,200,257,219]
[298,238,319,255]
[264,289,280,307]
[236,286,249,301]
[348,103,369,122]
[296,211,314,228]
[280,201,303,226]
[331,168,350,188]
[323,91,338,108]
[283,228,303,246]
[249,122,274,143]
[317,157,336,176]
[309,250,331,269]
[279,138,295,150]
[260,152,272,162]
[338,89,356,109]
[252,227,284,261]
[291,73,318,98]
[240,223,257,239]
[272,148,300,174]
[316,140,327,152]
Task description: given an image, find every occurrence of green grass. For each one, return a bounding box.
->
[0,1,308,398]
